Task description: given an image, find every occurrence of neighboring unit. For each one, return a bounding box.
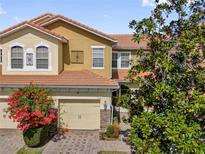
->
[0,13,147,129]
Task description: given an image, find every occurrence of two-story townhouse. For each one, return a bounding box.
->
[0,13,147,130]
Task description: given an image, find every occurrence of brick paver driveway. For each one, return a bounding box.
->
[43,130,130,154]
[0,129,130,154]
[43,130,99,154]
[0,129,24,154]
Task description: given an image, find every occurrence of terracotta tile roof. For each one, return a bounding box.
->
[30,13,54,24]
[109,34,148,50]
[0,67,118,88]
[38,14,117,43]
[112,70,129,82]
[0,21,67,42]
[0,21,27,35]
[112,69,154,82]
[36,15,59,25]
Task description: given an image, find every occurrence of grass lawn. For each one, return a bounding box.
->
[98,151,127,154]
[17,146,42,154]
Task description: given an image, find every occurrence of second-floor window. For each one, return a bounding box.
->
[112,52,131,69]
[36,46,49,69]
[112,53,118,68]
[121,53,130,68]
[92,47,104,68]
[0,49,2,64]
[11,46,23,69]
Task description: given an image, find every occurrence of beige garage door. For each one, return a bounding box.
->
[0,101,17,129]
[60,99,100,130]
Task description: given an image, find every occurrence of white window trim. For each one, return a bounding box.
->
[9,42,24,48]
[91,46,105,49]
[7,42,52,72]
[9,45,24,70]
[0,47,2,64]
[35,42,50,48]
[112,51,131,69]
[8,42,25,70]
[91,46,105,69]
[36,42,52,70]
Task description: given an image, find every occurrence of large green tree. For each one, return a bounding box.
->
[119,0,205,153]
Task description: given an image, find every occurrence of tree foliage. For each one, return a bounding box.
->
[120,0,205,153]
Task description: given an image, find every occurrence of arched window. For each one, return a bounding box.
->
[11,46,23,69]
[36,46,49,69]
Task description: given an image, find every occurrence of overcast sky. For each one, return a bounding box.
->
[0,0,158,34]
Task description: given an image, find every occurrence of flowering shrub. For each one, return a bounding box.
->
[6,84,57,131]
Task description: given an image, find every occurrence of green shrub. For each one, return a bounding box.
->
[106,125,115,138]
[106,124,120,138]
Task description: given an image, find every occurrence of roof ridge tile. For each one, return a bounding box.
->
[30,13,54,23]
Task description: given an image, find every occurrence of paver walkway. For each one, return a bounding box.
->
[0,129,24,154]
[0,129,130,154]
[43,130,130,154]
[43,130,99,154]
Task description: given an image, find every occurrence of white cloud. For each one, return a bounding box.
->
[0,4,6,15]
[103,14,112,19]
[142,0,154,7]
[13,17,24,22]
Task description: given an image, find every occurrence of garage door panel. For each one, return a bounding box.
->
[60,100,100,130]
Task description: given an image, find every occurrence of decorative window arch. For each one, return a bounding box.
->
[10,46,24,69]
[36,45,49,69]
[9,42,24,48]
[35,42,50,48]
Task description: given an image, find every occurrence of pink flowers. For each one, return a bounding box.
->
[6,84,57,131]
[31,110,44,117]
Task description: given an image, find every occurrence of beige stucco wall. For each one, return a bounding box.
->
[58,42,63,73]
[51,91,112,110]
[45,21,113,78]
[0,27,63,75]
[0,90,112,110]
